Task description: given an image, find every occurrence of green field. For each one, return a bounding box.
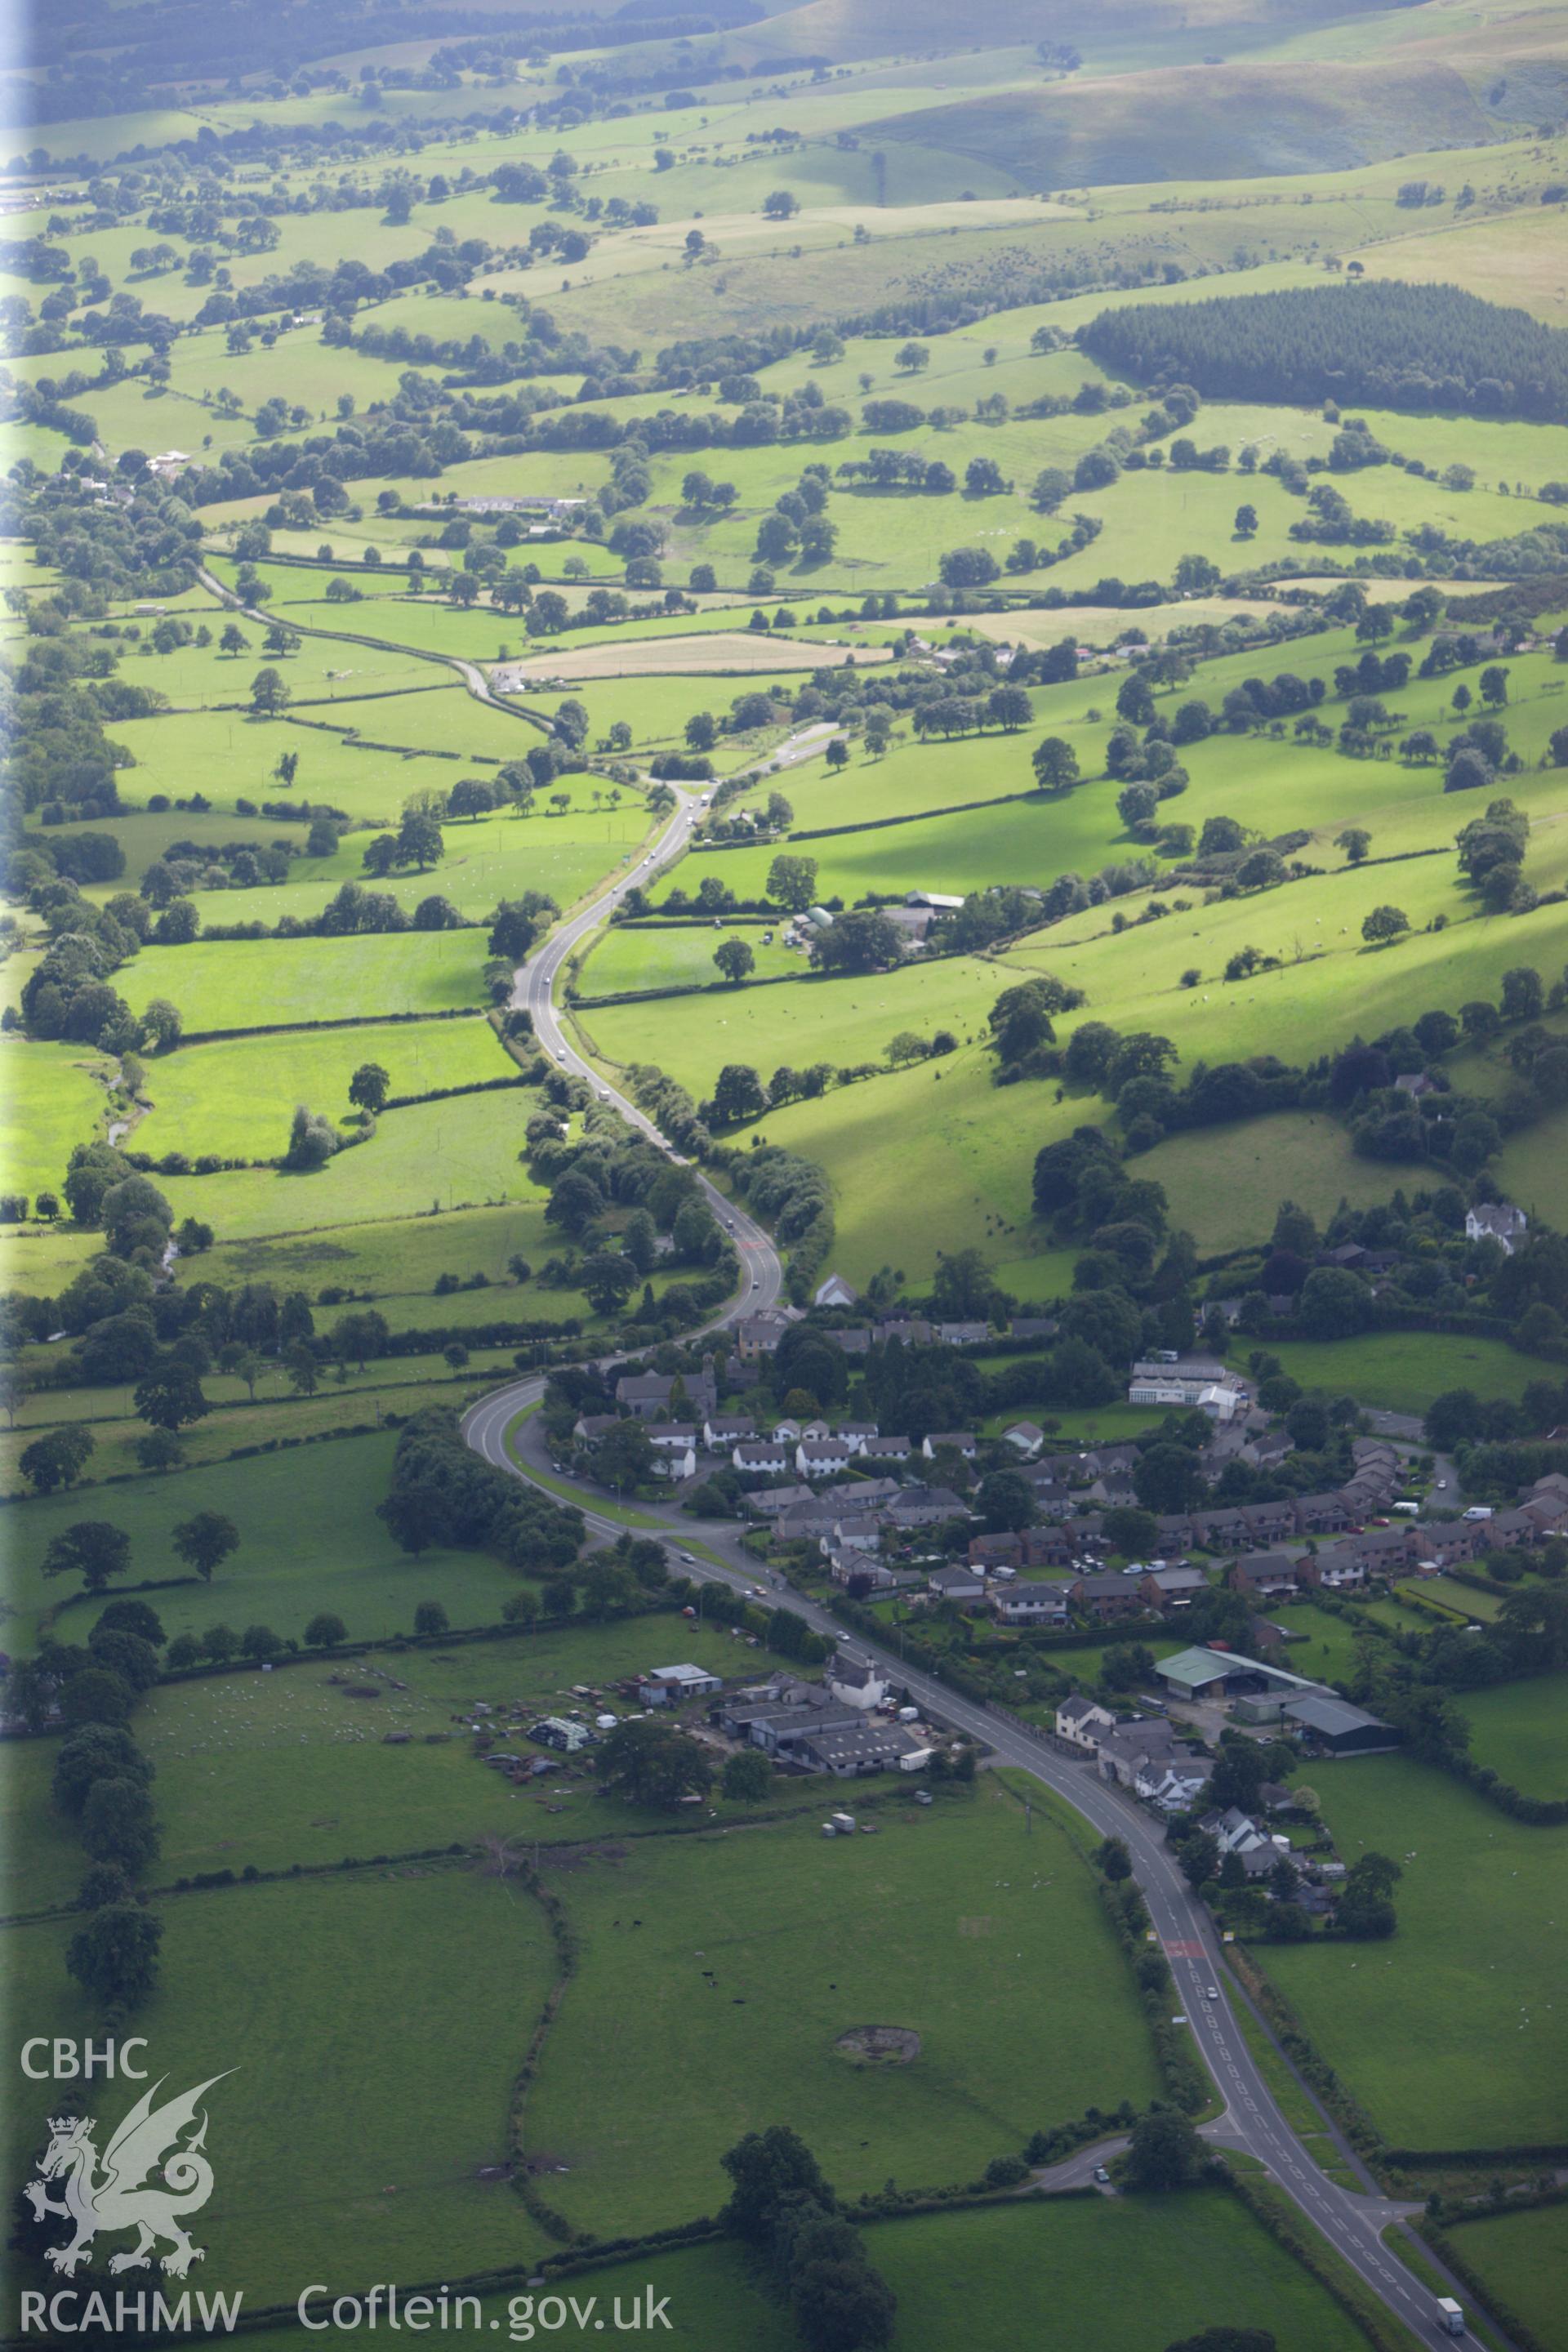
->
[135,1016,512,1160]
[1268,1334,1561,1418]
[158,1088,549,1240]
[121,933,486,1032]
[1,1617,818,1914]
[1437,2202,1568,2352]
[1459,1675,1568,1802]
[0,1040,111,1204]
[1256,1757,1568,2149]
[862,2189,1374,2352]
[526,1774,1162,2238]
[576,922,804,997]
[7,1869,558,2303]
[0,1435,527,1658]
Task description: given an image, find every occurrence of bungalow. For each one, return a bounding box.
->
[1009,1316,1059,1343]
[990,1584,1069,1627]
[1071,1570,1150,1623]
[797,1437,860,1478]
[735,1439,791,1475]
[1056,1694,1116,1752]
[1140,1566,1208,1610]
[936,1321,990,1349]
[922,1432,978,1461]
[1003,1422,1048,1458]
[879,1316,935,1348]
[1128,1358,1248,1421]
[1085,1443,1142,1478]
[639,1663,722,1706]
[814,1272,860,1308]
[1227,1552,1308,1601]
[928,1562,986,1603]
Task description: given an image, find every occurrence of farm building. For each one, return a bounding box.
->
[1284,1695,1401,1756]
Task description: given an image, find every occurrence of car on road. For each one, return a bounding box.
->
[1093,2166,1111,2185]
[596,1089,610,1102]
[1205,1984,1219,2000]
[678,1552,696,1564]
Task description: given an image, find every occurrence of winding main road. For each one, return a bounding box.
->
[228,562,1488,2347]
[454,757,1503,2352]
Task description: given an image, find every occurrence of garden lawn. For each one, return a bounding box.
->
[0,1435,524,1657]
[158,1089,550,1239]
[0,1040,110,1204]
[121,932,485,1032]
[2,1618,822,1914]
[134,1017,512,1161]
[525,1773,1162,2238]
[5,1868,556,2303]
[1255,1757,1568,2149]
[1459,1674,1568,1802]
[862,2187,1374,2352]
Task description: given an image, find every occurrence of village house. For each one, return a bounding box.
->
[858,1433,914,1464]
[703,1414,756,1450]
[797,1437,861,1478]
[1002,1421,1048,1457]
[1227,1552,1311,1601]
[1056,1694,1116,1752]
[826,1649,887,1710]
[1310,1545,1371,1589]
[746,1482,815,1521]
[734,1438,792,1475]
[830,1512,888,1554]
[989,1584,1069,1627]
[1140,1566,1208,1610]
[1070,1570,1151,1623]
[921,1431,978,1461]
[814,1272,860,1308]
[1465,1202,1528,1254]
[826,1552,901,1591]
[884,1484,966,1529]
[645,1424,697,1480]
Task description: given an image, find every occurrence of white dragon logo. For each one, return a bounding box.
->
[25,2074,232,2278]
